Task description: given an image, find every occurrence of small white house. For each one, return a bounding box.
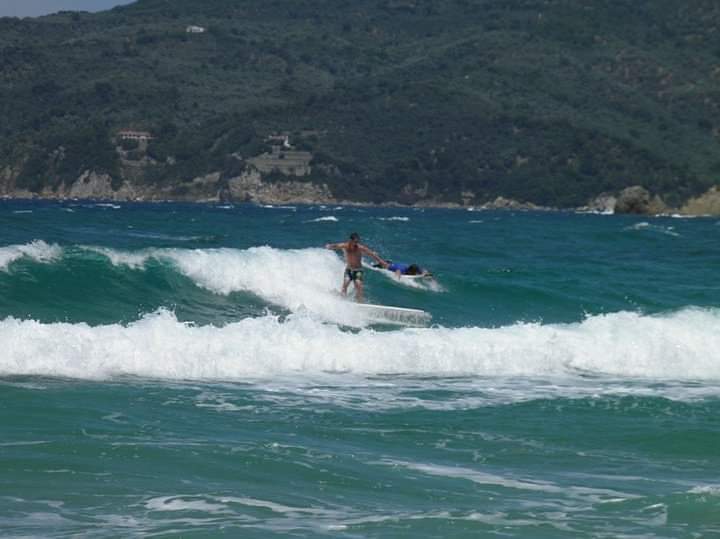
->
[186,25,206,34]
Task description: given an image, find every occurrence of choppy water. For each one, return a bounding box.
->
[1,200,719,537]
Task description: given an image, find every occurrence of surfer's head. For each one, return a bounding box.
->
[349,232,360,244]
[407,264,421,275]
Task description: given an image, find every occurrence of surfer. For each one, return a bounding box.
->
[325,232,387,302]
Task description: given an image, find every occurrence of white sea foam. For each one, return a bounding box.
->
[261,204,296,211]
[144,494,343,522]
[84,203,121,210]
[82,245,410,325]
[84,245,365,323]
[377,216,410,222]
[688,485,720,495]
[159,246,365,324]
[220,496,336,517]
[364,263,444,292]
[125,231,212,242]
[0,240,62,271]
[383,460,635,501]
[575,209,614,215]
[305,216,339,223]
[625,222,680,237]
[84,246,152,270]
[145,496,231,514]
[1,308,719,384]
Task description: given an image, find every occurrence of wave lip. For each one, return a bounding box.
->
[0,240,62,271]
[83,246,152,269]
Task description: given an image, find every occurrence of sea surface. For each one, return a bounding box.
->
[1,199,719,538]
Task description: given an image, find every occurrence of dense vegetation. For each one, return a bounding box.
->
[1,0,719,206]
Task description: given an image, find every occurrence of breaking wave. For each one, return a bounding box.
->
[1,308,718,383]
[0,240,62,271]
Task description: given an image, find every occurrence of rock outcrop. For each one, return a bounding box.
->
[0,166,17,196]
[64,171,116,199]
[580,193,617,214]
[44,171,143,201]
[0,163,335,205]
[614,186,667,214]
[475,196,548,211]
[679,187,720,216]
[226,169,334,204]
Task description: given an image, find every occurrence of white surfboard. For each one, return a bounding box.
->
[363,262,430,279]
[356,303,432,327]
[387,271,430,280]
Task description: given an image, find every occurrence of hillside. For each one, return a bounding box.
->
[1,0,719,207]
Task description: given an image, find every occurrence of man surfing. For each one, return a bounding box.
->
[325,232,387,302]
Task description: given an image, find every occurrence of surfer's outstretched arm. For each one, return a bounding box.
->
[325,242,346,251]
[360,245,387,267]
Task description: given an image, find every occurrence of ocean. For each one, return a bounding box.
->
[1,199,718,538]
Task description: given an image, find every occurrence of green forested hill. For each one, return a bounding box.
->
[1,0,719,206]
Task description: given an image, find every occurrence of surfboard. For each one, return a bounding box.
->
[363,263,434,280]
[384,270,430,280]
[356,303,432,327]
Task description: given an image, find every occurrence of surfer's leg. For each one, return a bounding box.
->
[355,278,364,302]
[341,275,350,296]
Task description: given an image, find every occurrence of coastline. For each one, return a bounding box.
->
[3,192,719,218]
[2,170,719,216]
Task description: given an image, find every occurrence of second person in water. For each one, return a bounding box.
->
[377,261,432,278]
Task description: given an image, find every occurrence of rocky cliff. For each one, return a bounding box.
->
[0,163,336,206]
[225,170,333,205]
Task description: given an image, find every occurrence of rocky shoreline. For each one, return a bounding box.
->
[577,185,720,217]
[2,166,719,216]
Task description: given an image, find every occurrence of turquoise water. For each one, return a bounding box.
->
[1,200,719,537]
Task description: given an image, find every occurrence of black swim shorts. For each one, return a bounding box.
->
[345,268,364,282]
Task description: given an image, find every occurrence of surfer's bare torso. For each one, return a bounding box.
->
[343,241,363,269]
[325,235,386,301]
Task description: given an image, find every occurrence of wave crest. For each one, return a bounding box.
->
[0,240,62,271]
